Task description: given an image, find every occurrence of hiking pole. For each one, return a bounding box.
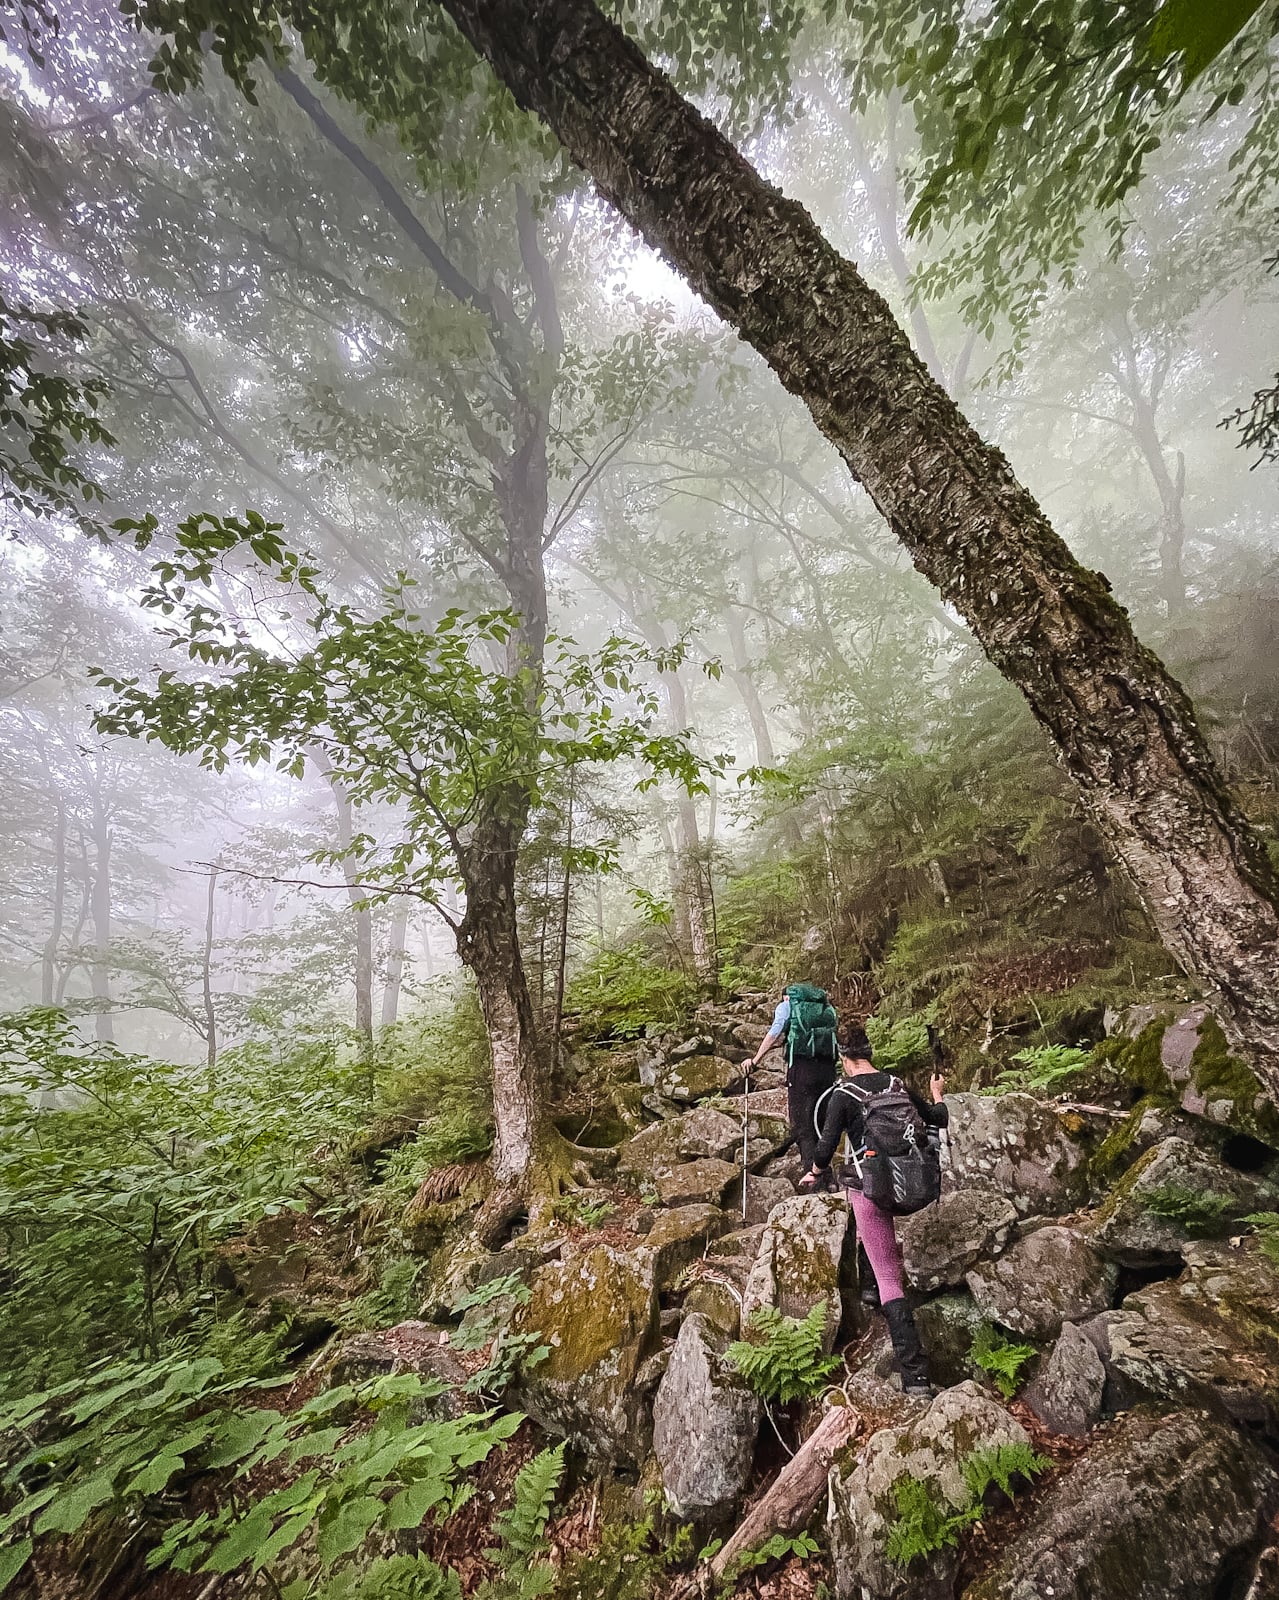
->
[741,1063,749,1222]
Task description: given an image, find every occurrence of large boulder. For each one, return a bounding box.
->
[640,1203,731,1290]
[941,1093,1089,1216]
[964,1407,1277,1600]
[828,1382,1031,1600]
[966,1225,1115,1340]
[660,1054,746,1103]
[513,1244,658,1462]
[1108,1004,1279,1148]
[900,1188,1018,1292]
[615,1105,743,1179]
[741,1194,849,1350]
[656,1158,739,1208]
[727,1172,797,1227]
[1091,1136,1277,1265]
[1021,1320,1105,1438]
[652,1313,761,1523]
[1081,1238,1279,1428]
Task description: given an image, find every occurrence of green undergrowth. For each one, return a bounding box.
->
[375,979,494,1172]
[970,1323,1037,1399]
[726,1302,843,1402]
[1245,1213,1279,1265]
[1142,1184,1234,1237]
[885,1443,1050,1566]
[566,944,697,1039]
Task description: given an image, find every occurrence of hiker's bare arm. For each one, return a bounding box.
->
[750,1029,782,1067]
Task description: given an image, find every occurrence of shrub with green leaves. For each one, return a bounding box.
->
[720,1530,819,1584]
[1245,1212,1279,1265]
[726,1302,842,1402]
[0,1007,367,1388]
[567,944,696,1038]
[865,1014,935,1075]
[1142,1183,1233,1237]
[989,1044,1091,1096]
[555,1518,693,1600]
[0,1362,519,1596]
[970,1322,1037,1399]
[885,1443,1049,1566]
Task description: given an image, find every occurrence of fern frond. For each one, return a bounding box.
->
[726,1301,841,1403]
[490,1444,566,1561]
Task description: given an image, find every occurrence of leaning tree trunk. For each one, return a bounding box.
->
[431,0,1279,1093]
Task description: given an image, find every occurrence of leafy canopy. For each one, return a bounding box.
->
[92,511,715,905]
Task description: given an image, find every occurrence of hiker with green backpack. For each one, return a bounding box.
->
[748,982,841,1184]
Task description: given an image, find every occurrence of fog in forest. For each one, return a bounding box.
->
[5,3,1279,1595]
[3,2,1276,1073]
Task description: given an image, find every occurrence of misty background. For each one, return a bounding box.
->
[2,0,1276,1067]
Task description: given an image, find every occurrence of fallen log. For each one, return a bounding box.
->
[709,1402,861,1581]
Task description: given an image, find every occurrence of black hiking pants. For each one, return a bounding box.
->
[786,1054,838,1176]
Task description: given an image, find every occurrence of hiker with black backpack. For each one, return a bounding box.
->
[748,982,840,1184]
[798,1023,948,1397]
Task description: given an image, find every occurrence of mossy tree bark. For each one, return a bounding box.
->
[432,0,1279,1095]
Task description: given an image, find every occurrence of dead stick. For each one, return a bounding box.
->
[709,1403,861,1580]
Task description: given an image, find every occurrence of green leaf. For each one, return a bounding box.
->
[316,1494,384,1565]
[0,1538,33,1595]
[1148,0,1267,82]
[34,1471,117,1534]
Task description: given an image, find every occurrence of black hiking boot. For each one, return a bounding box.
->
[857,1242,880,1308]
[883,1298,933,1398]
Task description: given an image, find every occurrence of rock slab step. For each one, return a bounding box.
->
[900,1186,1018,1292]
[966,1224,1116,1340]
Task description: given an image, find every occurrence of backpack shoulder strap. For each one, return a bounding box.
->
[838,1080,874,1103]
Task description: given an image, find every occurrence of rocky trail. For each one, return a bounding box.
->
[230,994,1279,1600]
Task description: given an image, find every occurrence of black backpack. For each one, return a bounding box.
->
[837,1076,941,1215]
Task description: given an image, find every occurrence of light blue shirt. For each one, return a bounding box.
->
[770,997,791,1034]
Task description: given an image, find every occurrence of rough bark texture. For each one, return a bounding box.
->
[455,811,549,1207]
[432,0,1279,1092]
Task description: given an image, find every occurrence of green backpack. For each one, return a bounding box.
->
[785,983,838,1062]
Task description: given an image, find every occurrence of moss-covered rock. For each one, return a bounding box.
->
[1102,1005,1279,1147]
[655,1158,738,1207]
[639,1203,731,1291]
[652,1312,761,1524]
[513,1243,659,1463]
[900,1187,1018,1292]
[913,1292,988,1391]
[1090,1136,1278,1265]
[615,1105,743,1180]
[741,1194,849,1351]
[964,1407,1277,1600]
[1021,1320,1105,1438]
[683,1277,742,1338]
[828,1382,1031,1600]
[659,1053,746,1103]
[1086,1095,1203,1191]
[1081,1239,1279,1429]
[1163,1007,1279,1147]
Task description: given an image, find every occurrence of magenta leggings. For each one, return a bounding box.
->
[847,1188,906,1304]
